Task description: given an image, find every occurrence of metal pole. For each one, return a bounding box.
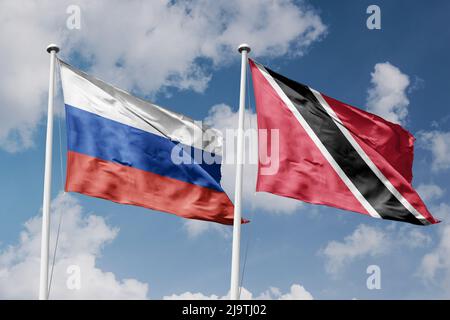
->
[230,43,251,300]
[39,44,59,300]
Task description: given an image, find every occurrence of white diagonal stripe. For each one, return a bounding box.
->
[311,89,430,225]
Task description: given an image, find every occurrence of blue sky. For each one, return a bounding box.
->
[1,0,450,299]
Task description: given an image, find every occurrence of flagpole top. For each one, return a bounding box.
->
[238,43,251,53]
[46,44,60,54]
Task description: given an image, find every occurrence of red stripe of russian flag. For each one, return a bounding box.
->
[66,151,235,224]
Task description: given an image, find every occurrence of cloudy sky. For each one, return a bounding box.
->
[1,0,450,299]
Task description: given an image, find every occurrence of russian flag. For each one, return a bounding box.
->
[59,60,235,224]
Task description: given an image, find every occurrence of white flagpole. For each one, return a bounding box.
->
[39,44,59,300]
[230,43,251,300]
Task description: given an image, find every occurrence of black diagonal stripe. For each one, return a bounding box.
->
[264,66,422,225]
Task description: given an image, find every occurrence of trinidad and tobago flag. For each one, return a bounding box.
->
[249,59,438,225]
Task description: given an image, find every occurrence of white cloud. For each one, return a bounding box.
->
[0,1,68,152]
[321,224,432,275]
[416,183,445,202]
[0,0,326,152]
[403,228,433,249]
[418,203,450,291]
[164,291,221,300]
[163,288,252,300]
[163,283,313,300]
[321,225,387,275]
[417,131,450,171]
[0,193,148,299]
[262,284,313,300]
[430,203,450,222]
[183,219,230,239]
[366,62,411,124]
[419,220,450,294]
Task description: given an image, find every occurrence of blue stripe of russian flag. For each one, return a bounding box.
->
[65,104,224,192]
